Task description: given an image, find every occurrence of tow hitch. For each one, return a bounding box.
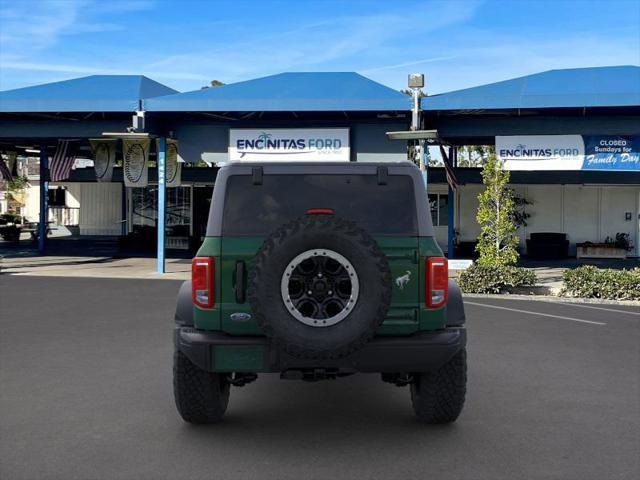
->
[226,372,258,387]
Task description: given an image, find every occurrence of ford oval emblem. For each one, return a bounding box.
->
[230,312,252,322]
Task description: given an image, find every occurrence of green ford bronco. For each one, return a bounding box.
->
[173,161,467,424]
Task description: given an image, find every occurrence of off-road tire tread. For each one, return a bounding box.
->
[248,214,391,359]
[173,350,230,424]
[411,348,467,424]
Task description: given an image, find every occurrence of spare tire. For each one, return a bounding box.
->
[248,214,391,359]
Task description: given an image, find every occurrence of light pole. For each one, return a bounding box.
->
[408,73,426,184]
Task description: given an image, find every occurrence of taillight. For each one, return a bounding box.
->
[305,208,335,215]
[426,257,448,308]
[192,256,215,308]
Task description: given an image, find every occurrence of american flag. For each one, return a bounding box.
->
[0,156,12,181]
[439,145,458,190]
[49,140,78,182]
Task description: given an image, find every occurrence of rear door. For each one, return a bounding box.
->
[218,172,420,335]
[376,237,420,335]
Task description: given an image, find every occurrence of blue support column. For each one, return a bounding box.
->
[38,145,48,254]
[447,146,456,259]
[157,137,166,273]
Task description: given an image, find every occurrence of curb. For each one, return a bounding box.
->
[462,293,640,307]
[507,285,559,296]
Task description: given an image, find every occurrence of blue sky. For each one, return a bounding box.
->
[0,0,638,94]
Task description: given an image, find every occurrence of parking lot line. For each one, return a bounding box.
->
[536,301,640,317]
[465,301,607,326]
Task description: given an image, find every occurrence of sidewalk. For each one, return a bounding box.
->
[0,255,585,291]
[0,255,190,280]
[2,253,638,289]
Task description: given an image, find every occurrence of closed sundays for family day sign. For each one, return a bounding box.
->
[229,128,350,161]
[497,135,640,171]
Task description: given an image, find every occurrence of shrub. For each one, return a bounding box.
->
[457,264,537,294]
[561,266,640,300]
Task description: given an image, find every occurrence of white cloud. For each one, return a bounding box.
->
[1,0,637,95]
[138,1,484,89]
[360,56,459,74]
[0,60,209,81]
[419,30,640,94]
[0,0,153,57]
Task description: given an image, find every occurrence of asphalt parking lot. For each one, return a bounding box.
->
[1,276,638,480]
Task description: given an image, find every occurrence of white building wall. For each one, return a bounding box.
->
[562,186,599,255]
[451,183,640,257]
[23,182,40,222]
[599,187,639,254]
[523,186,563,234]
[78,182,122,235]
[64,184,81,208]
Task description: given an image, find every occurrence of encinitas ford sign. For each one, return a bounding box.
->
[229,128,350,161]
[497,135,585,170]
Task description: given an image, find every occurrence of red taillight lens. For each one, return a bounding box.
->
[426,257,448,308]
[192,256,215,308]
[305,208,335,215]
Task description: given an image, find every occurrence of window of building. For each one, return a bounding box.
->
[428,193,449,227]
[48,188,66,207]
[130,186,192,249]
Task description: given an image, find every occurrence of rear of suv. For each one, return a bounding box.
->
[174,161,467,424]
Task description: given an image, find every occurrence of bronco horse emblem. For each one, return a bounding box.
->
[395,270,412,290]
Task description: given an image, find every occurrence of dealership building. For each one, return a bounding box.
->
[0,66,639,266]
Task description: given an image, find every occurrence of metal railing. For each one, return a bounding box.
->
[48,207,79,226]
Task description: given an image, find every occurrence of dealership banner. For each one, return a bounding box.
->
[156,138,181,187]
[582,136,640,171]
[229,128,350,161]
[90,139,116,182]
[496,135,585,170]
[497,135,640,171]
[122,138,149,187]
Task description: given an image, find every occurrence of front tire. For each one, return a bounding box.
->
[173,349,230,424]
[410,347,467,424]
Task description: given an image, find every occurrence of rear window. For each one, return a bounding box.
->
[222,174,417,236]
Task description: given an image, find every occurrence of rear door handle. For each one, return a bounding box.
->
[234,261,246,304]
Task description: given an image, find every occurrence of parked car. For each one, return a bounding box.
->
[173,162,467,424]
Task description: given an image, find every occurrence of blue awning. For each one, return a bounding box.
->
[422,66,640,111]
[0,75,178,113]
[145,72,411,112]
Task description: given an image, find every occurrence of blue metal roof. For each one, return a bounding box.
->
[0,75,178,113]
[145,72,411,112]
[422,66,640,111]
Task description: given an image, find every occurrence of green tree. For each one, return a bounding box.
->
[457,145,495,167]
[475,153,519,266]
[201,79,225,89]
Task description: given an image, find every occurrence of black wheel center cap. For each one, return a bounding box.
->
[312,279,328,295]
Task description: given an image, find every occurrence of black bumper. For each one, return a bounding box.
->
[175,327,466,374]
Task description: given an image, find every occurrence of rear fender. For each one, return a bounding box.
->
[175,280,194,326]
[446,280,465,326]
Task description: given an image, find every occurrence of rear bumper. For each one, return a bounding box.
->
[175,327,466,374]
